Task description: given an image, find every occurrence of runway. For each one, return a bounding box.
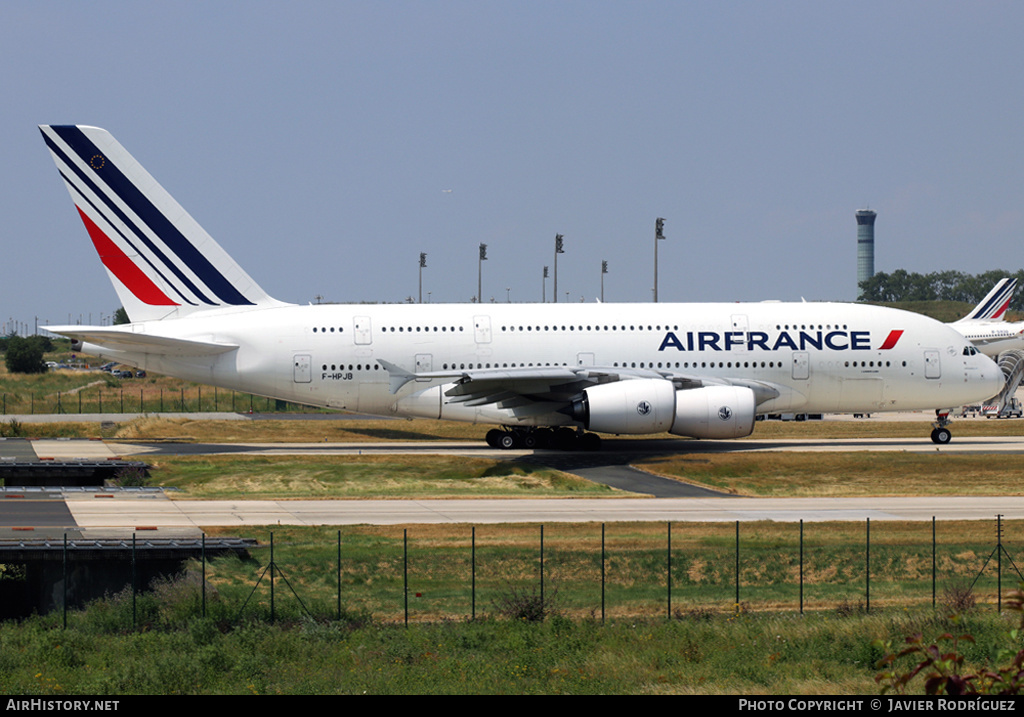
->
[1,431,1022,535]
[47,494,1024,534]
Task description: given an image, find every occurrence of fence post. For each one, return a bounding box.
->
[471,526,476,621]
[799,519,804,615]
[336,530,341,621]
[62,533,67,630]
[270,532,276,624]
[866,517,871,613]
[131,533,137,629]
[601,523,606,623]
[667,521,672,619]
[735,520,740,612]
[539,525,545,608]
[403,529,408,627]
[932,516,936,610]
[202,533,207,618]
[998,514,1003,612]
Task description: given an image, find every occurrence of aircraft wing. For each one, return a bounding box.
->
[378,360,781,407]
[44,326,238,356]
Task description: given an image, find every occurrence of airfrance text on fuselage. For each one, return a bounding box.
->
[658,329,885,353]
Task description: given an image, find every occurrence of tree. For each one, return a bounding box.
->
[859,269,1024,310]
[113,307,129,325]
[4,335,46,374]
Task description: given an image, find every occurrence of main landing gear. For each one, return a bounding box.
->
[485,427,602,451]
[930,410,953,445]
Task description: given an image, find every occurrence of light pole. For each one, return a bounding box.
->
[419,252,427,303]
[478,243,487,303]
[601,260,608,302]
[654,218,665,302]
[542,266,549,303]
[554,234,564,303]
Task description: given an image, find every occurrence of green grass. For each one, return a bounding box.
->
[2,590,1021,694]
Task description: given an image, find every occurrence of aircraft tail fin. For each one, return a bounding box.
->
[959,277,1017,322]
[39,125,287,323]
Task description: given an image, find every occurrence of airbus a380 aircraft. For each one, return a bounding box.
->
[38,125,1004,448]
[949,278,1024,357]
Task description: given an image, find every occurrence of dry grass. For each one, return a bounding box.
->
[109,415,491,442]
[148,453,608,499]
[635,451,1024,497]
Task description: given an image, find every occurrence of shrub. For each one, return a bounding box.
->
[4,336,45,374]
[491,583,559,622]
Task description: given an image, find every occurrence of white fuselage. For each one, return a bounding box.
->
[74,300,1003,429]
[950,319,1024,358]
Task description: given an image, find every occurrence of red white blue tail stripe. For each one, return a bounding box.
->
[963,277,1016,321]
[39,125,283,322]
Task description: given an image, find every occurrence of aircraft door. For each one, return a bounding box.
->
[791,351,809,380]
[293,353,312,384]
[354,316,372,345]
[924,349,941,379]
[415,353,433,381]
[474,315,492,344]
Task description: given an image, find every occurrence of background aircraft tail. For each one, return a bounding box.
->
[957,277,1017,322]
[39,125,287,323]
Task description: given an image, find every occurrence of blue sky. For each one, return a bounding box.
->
[3,1,1023,331]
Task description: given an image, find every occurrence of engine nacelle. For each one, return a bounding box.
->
[570,380,756,439]
[669,385,756,439]
[571,379,677,434]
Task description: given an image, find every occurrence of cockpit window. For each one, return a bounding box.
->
[962,346,978,356]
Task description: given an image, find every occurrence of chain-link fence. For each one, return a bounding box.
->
[9,517,1022,629]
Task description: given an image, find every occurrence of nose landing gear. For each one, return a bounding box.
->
[930,410,953,445]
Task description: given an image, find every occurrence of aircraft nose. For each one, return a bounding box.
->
[979,354,1005,396]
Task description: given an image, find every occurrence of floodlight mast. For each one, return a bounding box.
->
[654,218,665,302]
[418,252,427,303]
[554,234,564,303]
[478,243,487,303]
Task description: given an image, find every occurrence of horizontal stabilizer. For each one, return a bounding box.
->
[45,326,238,357]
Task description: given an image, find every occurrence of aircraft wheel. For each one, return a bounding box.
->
[521,432,538,449]
[553,427,578,450]
[486,429,504,448]
[535,428,553,448]
[499,432,520,449]
[581,432,602,451]
[930,427,952,445]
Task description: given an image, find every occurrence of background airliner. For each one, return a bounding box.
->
[949,278,1024,357]
[38,125,1004,448]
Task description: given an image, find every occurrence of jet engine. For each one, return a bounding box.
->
[569,380,756,439]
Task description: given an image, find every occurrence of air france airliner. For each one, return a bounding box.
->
[38,125,1004,448]
[949,278,1024,357]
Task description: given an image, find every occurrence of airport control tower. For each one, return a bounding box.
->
[856,209,876,299]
